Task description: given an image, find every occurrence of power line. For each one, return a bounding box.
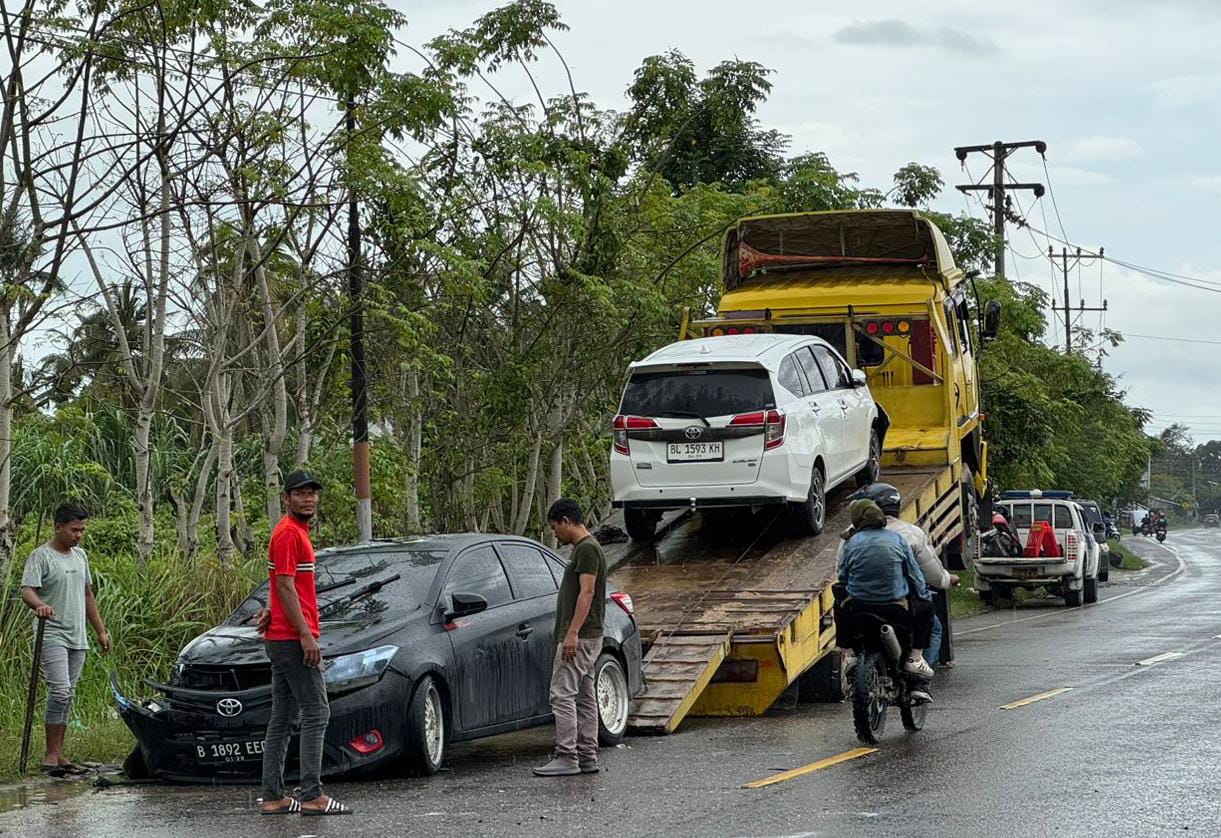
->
[954,139,1046,281]
[1122,332,1221,346]
[1040,154,1071,243]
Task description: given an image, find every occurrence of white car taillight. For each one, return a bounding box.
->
[729,409,786,450]
[612,415,657,455]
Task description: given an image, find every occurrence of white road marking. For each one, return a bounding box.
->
[1136,651,1185,666]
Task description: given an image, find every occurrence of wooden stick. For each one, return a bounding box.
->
[19,618,46,775]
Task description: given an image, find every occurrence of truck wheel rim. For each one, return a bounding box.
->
[597,659,629,735]
[424,684,444,764]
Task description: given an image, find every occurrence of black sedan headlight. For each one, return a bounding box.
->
[323,645,399,692]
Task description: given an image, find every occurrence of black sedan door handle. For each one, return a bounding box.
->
[516,623,533,639]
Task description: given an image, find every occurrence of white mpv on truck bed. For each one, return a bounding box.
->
[610,334,886,541]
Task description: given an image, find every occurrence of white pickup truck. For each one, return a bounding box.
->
[976,490,1102,607]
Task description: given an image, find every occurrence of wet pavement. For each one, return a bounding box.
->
[1,530,1215,838]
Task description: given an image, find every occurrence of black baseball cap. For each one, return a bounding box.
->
[283,470,323,493]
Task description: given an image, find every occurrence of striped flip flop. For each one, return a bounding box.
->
[301,797,353,816]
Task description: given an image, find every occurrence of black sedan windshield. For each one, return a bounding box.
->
[225,549,447,626]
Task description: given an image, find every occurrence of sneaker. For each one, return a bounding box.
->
[903,658,934,679]
[532,756,580,777]
[910,688,934,704]
[579,760,600,774]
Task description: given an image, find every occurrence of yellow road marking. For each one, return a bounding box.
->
[1000,687,1072,710]
[1137,651,1185,666]
[743,747,877,789]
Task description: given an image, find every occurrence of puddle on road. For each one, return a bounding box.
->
[0,777,94,814]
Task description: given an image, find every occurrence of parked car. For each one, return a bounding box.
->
[1076,499,1111,582]
[113,535,643,783]
[977,490,1101,607]
[610,334,887,540]
[1204,513,1220,528]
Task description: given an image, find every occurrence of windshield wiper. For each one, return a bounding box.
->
[658,410,710,427]
[317,573,401,617]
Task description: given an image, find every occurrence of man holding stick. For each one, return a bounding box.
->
[20,502,110,776]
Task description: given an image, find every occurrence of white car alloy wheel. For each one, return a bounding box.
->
[596,654,630,743]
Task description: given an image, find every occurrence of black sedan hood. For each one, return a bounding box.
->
[178,609,428,666]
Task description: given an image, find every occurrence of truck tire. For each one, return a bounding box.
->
[789,466,826,537]
[797,651,844,703]
[1083,574,1098,604]
[945,470,978,571]
[624,508,658,542]
[978,589,994,607]
[855,430,882,488]
[1098,558,1110,582]
[1064,586,1082,607]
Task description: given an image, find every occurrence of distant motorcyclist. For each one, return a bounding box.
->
[835,499,936,701]
[849,483,959,669]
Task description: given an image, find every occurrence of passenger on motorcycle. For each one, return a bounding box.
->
[835,499,936,700]
[851,483,960,668]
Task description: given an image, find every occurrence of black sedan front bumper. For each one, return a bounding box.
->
[112,670,414,783]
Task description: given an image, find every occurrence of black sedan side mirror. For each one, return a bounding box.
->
[445,592,488,621]
[980,300,1001,342]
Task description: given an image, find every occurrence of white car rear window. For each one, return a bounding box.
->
[621,368,775,418]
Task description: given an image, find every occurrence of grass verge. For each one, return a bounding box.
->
[1108,538,1147,571]
[950,568,988,619]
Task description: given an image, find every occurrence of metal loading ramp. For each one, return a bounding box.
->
[609,467,952,735]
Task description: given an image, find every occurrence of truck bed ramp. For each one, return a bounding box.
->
[625,632,732,734]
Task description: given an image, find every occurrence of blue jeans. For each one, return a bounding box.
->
[926,615,943,670]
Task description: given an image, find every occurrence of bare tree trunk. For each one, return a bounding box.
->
[543,437,563,548]
[187,441,217,562]
[248,237,289,523]
[212,379,236,565]
[513,426,545,535]
[0,315,15,584]
[403,368,422,532]
[233,468,251,556]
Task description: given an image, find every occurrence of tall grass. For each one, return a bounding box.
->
[0,533,262,779]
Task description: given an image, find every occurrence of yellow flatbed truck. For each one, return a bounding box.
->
[611,210,994,734]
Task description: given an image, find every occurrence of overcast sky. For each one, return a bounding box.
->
[397,0,1221,441]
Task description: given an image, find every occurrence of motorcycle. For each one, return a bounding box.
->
[1156,523,1167,543]
[844,606,926,744]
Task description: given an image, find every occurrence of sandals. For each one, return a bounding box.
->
[301,797,353,816]
[260,799,302,815]
[59,762,89,776]
[39,764,67,778]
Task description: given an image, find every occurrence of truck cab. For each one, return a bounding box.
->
[983,490,1102,606]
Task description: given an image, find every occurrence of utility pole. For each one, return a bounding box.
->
[1048,246,1107,355]
[954,140,1047,281]
[347,97,373,542]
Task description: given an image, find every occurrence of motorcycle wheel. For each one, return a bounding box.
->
[900,698,926,732]
[852,652,888,745]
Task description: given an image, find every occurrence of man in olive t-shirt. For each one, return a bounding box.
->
[534,499,607,777]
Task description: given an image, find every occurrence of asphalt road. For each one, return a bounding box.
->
[2,529,1215,838]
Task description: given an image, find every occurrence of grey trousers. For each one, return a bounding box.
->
[548,637,601,761]
[40,645,86,725]
[261,640,330,802]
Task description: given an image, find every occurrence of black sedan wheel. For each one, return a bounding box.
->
[595,653,630,746]
[403,676,445,776]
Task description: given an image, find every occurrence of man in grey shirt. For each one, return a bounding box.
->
[20,503,111,776]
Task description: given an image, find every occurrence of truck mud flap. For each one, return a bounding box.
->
[626,632,733,735]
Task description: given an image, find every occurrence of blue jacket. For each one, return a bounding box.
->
[837,526,930,603]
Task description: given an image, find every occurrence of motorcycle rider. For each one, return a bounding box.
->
[836,498,936,701]
[851,483,960,668]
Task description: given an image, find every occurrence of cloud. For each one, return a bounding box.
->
[833,19,999,57]
[1063,136,1142,163]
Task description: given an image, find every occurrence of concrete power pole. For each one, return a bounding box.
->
[347,97,373,542]
[954,140,1047,281]
[1048,246,1107,355]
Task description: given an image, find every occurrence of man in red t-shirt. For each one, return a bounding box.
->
[257,470,352,817]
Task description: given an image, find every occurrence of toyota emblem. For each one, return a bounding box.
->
[216,698,243,717]
[684,426,703,440]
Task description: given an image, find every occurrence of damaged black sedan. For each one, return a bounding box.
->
[114,534,643,783]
